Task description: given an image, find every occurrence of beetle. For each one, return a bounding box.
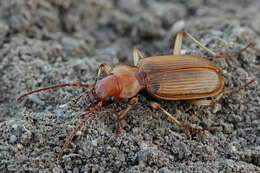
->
[17,31,255,159]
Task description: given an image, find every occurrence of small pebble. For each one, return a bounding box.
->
[91,139,97,147]
[9,135,17,144]
[28,95,45,105]
[172,20,186,33]
[212,103,222,113]
[21,131,32,144]
[118,0,140,13]
[61,37,80,51]
[252,119,260,126]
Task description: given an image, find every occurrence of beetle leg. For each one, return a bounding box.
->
[133,47,144,66]
[214,78,256,104]
[94,63,112,84]
[180,31,254,58]
[148,101,210,133]
[115,97,138,136]
[214,42,254,58]
[173,31,183,54]
[223,78,256,96]
[97,63,111,78]
[181,31,217,57]
[188,98,222,106]
[189,78,256,106]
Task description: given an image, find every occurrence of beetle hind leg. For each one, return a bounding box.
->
[214,42,254,58]
[188,97,222,107]
[189,78,256,106]
[148,101,211,133]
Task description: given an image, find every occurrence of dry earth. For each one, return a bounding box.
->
[0,0,259,172]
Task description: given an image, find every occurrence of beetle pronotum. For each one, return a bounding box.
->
[17,31,255,159]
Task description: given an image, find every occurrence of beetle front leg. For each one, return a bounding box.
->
[133,47,144,66]
[148,101,211,133]
[96,63,111,78]
[94,63,112,84]
[115,97,138,136]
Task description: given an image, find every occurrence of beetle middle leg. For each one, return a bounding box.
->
[173,31,183,54]
[174,31,254,58]
[115,97,138,136]
[96,63,111,79]
[133,47,144,66]
[148,101,210,133]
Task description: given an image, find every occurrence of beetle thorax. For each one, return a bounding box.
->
[110,64,145,99]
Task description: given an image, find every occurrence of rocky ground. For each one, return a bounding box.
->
[0,0,259,172]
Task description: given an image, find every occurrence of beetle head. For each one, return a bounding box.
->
[84,75,121,109]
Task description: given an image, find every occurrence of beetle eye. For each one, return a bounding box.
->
[106,96,114,104]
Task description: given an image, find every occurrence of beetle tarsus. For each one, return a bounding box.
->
[189,78,256,107]
[115,120,122,137]
[209,78,256,105]
[215,42,255,59]
[115,97,138,136]
[223,78,256,96]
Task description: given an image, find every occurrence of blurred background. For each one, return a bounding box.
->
[0,0,259,172]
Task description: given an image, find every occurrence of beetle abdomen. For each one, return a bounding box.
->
[138,55,224,100]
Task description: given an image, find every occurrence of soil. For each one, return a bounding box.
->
[0,0,259,172]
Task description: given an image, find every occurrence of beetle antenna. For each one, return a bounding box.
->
[215,42,255,58]
[17,83,93,102]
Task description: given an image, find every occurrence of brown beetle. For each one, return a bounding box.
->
[17,31,255,159]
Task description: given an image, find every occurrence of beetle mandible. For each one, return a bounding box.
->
[17,31,256,159]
